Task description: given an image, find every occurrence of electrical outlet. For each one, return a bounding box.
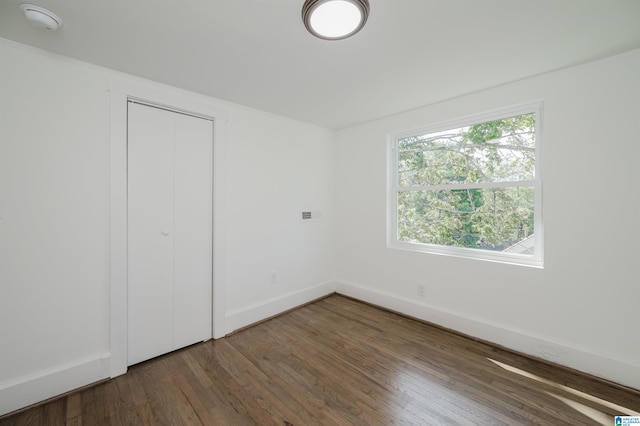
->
[417,283,426,297]
[270,271,278,285]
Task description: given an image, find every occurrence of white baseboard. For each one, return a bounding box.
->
[335,280,640,391]
[0,353,111,417]
[225,281,336,334]
[0,282,336,417]
[4,280,637,418]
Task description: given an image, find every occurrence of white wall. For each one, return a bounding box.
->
[223,102,336,330]
[335,49,640,390]
[0,39,335,415]
[0,41,112,400]
[1,35,638,416]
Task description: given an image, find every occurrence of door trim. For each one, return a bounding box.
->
[108,78,228,378]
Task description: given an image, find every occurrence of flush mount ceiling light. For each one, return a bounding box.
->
[302,0,370,40]
[20,4,63,31]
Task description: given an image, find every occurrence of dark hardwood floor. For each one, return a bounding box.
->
[2,294,639,425]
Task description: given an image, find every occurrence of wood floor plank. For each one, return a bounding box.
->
[287,306,514,424]
[40,401,65,426]
[65,393,82,426]
[2,294,639,425]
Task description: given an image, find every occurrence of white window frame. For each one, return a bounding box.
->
[387,102,543,268]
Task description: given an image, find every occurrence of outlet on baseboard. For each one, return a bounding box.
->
[417,283,426,297]
[270,271,278,285]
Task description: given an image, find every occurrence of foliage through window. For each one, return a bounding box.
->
[389,105,542,266]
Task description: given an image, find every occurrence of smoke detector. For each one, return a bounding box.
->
[20,4,63,31]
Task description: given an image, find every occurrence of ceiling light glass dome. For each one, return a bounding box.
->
[302,0,370,40]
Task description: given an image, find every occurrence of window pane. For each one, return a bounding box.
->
[398,113,535,187]
[397,187,535,253]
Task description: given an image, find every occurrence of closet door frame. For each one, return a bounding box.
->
[109,79,228,378]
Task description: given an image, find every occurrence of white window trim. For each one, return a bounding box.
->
[387,102,544,268]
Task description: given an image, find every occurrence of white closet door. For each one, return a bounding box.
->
[127,102,212,366]
[172,112,213,349]
[127,104,175,365]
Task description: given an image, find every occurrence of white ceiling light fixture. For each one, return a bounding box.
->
[302,0,370,40]
[20,4,63,31]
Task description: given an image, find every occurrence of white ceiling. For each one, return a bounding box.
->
[1,0,639,129]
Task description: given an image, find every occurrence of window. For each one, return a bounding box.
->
[388,104,543,267]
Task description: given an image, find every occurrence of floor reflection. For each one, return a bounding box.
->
[488,358,640,425]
